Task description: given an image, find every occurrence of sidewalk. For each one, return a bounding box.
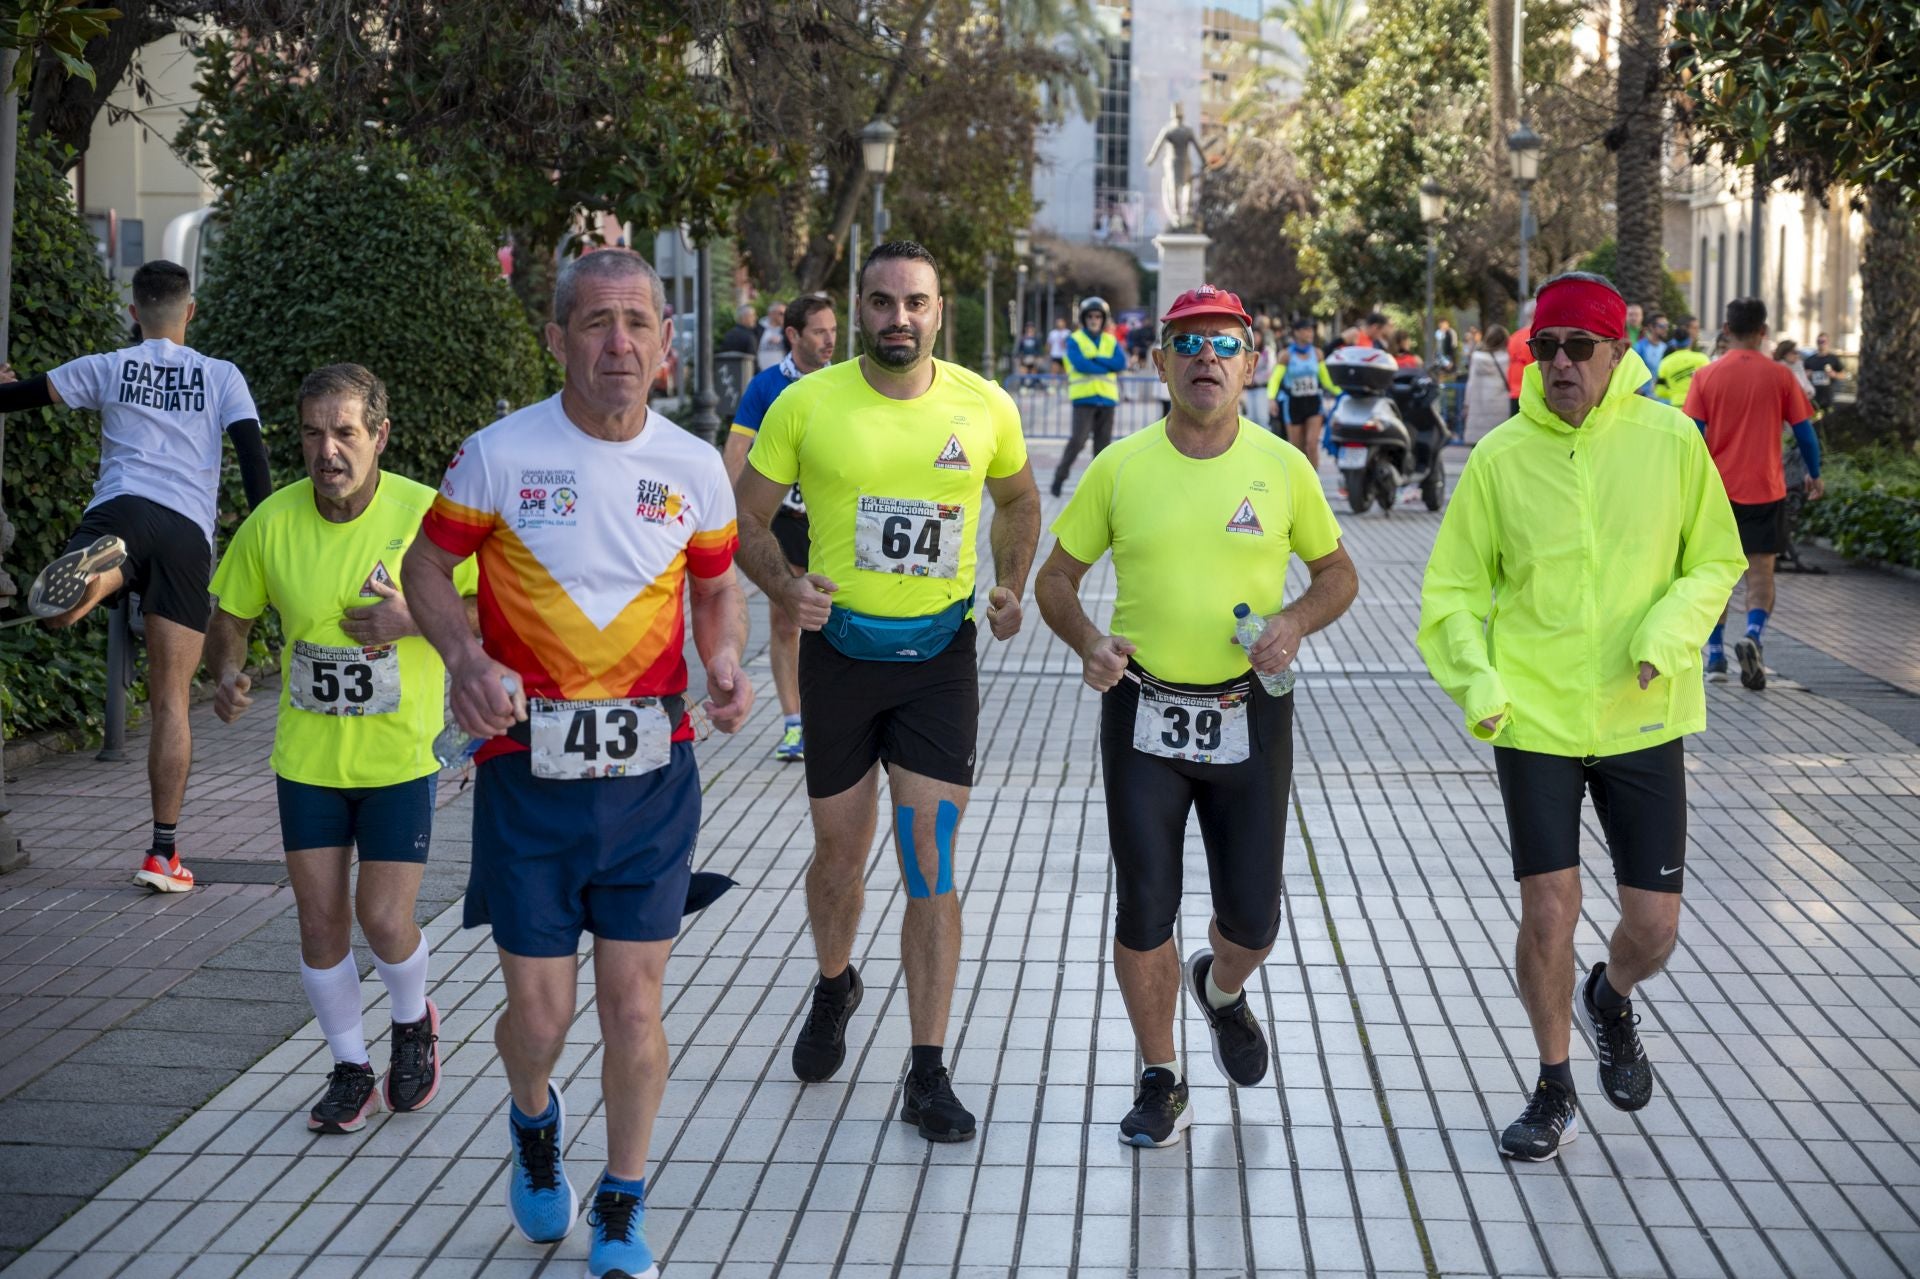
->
[3,449,1919,1278]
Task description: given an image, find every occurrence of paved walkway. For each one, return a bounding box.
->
[4,446,1919,1278]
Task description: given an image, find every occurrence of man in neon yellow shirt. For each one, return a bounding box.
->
[206,364,478,1136]
[1035,285,1357,1147]
[1418,272,1743,1161]
[736,240,1041,1143]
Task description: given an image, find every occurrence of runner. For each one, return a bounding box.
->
[733,240,1041,1143]
[1418,271,1744,1161]
[1653,316,1708,407]
[405,248,751,1278]
[1506,299,1536,417]
[1046,315,1071,379]
[1036,284,1356,1147]
[1803,333,1845,415]
[723,293,837,762]
[1265,316,1328,471]
[204,364,476,1134]
[0,259,271,893]
[1052,296,1128,496]
[1683,297,1821,690]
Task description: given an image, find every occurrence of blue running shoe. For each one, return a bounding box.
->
[506,1085,578,1244]
[586,1177,657,1278]
[774,723,805,762]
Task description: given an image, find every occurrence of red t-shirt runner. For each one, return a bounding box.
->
[1684,350,1814,505]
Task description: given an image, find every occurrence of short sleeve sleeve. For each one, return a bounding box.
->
[1287,451,1344,562]
[746,393,802,487]
[46,353,111,410]
[985,385,1028,479]
[729,374,775,439]
[420,433,495,558]
[452,555,481,596]
[1779,365,1814,423]
[208,507,270,619]
[1050,451,1115,566]
[1681,366,1707,422]
[687,457,739,579]
[218,364,261,426]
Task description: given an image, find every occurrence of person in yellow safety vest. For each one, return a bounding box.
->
[1051,296,1130,496]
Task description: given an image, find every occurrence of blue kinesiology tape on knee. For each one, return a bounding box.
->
[895,805,932,898]
[934,800,959,895]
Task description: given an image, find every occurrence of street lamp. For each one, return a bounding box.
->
[1418,179,1447,373]
[861,117,898,239]
[982,251,997,377]
[1012,228,1032,346]
[1507,122,1542,302]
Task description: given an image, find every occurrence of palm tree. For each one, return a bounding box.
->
[1261,0,1363,85]
[1612,0,1666,312]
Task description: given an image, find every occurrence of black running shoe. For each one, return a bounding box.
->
[1583,962,1654,1111]
[1498,1078,1578,1161]
[900,1066,976,1142]
[1735,636,1767,690]
[1706,652,1729,683]
[384,1000,441,1113]
[1185,948,1270,1086]
[791,964,862,1083]
[308,1061,378,1134]
[1118,1067,1192,1148]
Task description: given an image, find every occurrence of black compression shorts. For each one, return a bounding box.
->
[770,509,809,571]
[798,620,978,799]
[63,494,212,632]
[1730,499,1786,556]
[1493,739,1687,892]
[1286,395,1322,427]
[1100,667,1293,952]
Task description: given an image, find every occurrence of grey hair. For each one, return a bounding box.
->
[298,363,389,429]
[552,248,667,328]
[1538,269,1624,301]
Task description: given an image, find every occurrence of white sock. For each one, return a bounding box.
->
[372,934,430,1025]
[1205,967,1241,1010]
[300,954,368,1065]
[1147,1058,1181,1081]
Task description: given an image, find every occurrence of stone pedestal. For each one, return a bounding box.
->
[1152,231,1212,305]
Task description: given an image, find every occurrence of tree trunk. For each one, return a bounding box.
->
[25,0,176,167]
[1488,0,1515,164]
[1611,0,1666,310]
[1855,184,1920,446]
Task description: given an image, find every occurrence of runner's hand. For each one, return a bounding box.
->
[339,577,413,645]
[1805,476,1825,501]
[0,364,14,384]
[1478,715,1504,734]
[1081,634,1135,692]
[702,651,753,734]
[451,659,525,738]
[783,572,837,631]
[214,670,252,723]
[985,585,1022,640]
[1245,610,1306,676]
[1638,661,1658,690]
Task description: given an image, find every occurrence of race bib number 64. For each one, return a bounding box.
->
[854,496,964,579]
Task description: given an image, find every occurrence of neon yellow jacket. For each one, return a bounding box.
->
[1417,351,1745,757]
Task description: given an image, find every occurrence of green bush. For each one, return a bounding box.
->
[194,144,553,492]
[0,125,130,739]
[1799,446,1920,569]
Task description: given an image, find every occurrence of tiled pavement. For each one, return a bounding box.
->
[4,444,1920,1277]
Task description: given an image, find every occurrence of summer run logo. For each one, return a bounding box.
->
[635,478,684,523]
[1226,498,1263,535]
[935,434,970,470]
[117,361,206,412]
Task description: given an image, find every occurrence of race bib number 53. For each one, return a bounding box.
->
[528,698,672,780]
[290,641,400,716]
[1132,684,1251,765]
[855,496,964,579]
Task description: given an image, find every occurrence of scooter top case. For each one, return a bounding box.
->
[1325,344,1399,394]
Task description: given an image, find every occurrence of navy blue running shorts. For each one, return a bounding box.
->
[276,773,436,861]
[464,743,700,957]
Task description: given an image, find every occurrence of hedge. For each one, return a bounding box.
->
[1798,447,1920,570]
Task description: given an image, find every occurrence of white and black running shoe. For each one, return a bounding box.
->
[27,535,125,618]
[1498,1078,1578,1161]
[1118,1067,1192,1148]
[308,1061,378,1134]
[1583,961,1654,1111]
[1185,948,1270,1086]
[1735,636,1767,691]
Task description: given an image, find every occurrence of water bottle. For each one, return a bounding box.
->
[1234,603,1295,697]
[433,673,519,768]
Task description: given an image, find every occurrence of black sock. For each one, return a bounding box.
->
[1539,1058,1575,1093]
[910,1044,944,1078]
[817,966,853,997]
[1592,965,1631,1012]
[151,821,177,855]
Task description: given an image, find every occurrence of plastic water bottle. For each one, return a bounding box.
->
[433,673,519,768]
[1234,603,1295,697]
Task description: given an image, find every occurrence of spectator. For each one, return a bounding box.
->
[1464,323,1510,443]
[757,300,788,371]
[1804,332,1845,413]
[720,305,758,356]
[1506,299,1536,415]
[1126,315,1154,372]
[1773,338,1817,401]
[1046,316,1071,378]
[1625,301,1644,343]
[1432,318,1459,373]
[1654,317,1709,407]
[1393,333,1421,369]
[1016,322,1045,389]
[1632,314,1670,395]
[1360,311,1389,349]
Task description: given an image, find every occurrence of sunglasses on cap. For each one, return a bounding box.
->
[1526,335,1614,363]
[1168,333,1246,358]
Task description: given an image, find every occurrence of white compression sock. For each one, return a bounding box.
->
[372,934,430,1025]
[1147,1058,1181,1081]
[1205,966,1241,1010]
[300,954,368,1065]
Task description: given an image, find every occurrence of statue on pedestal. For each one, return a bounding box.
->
[1146,103,1207,232]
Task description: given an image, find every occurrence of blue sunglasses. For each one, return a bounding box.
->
[1168,333,1246,358]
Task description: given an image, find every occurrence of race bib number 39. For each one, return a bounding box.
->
[290,641,401,716]
[528,698,672,780]
[1132,684,1251,765]
[854,496,964,579]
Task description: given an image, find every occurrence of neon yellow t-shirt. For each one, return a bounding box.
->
[1051,418,1343,684]
[210,473,479,789]
[747,357,1028,618]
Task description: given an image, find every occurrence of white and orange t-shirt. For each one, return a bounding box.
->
[421,395,737,759]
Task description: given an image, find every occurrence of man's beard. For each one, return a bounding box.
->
[865,325,925,368]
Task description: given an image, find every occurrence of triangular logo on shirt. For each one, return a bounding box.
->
[1226,498,1263,536]
[359,559,394,597]
[934,434,971,471]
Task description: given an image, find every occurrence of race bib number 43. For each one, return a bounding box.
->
[1132,683,1251,765]
[528,698,672,780]
[854,496,964,579]
[290,641,401,716]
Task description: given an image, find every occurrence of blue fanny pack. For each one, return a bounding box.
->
[821,597,970,663]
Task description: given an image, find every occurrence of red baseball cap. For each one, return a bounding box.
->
[1160,284,1253,326]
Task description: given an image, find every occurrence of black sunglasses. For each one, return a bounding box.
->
[1527,336,1613,363]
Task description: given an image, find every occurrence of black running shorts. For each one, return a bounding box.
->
[1731,499,1786,556]
[63,494,212,632]
[797,620,978,799]
[1493,739,1687,893]
[1099,668,1293,952]
[771,509,809,571]
[1286,395,1322,427]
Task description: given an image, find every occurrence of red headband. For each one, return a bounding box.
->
[1534,277,1626,339]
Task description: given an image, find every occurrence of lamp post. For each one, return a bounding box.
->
[1507,122,1542,304]
[848,117,899,361]
[1418,179,1447,372]
[982,251,996,377]
[0,47,25,872]
[1012,227,1031,345]
[688,242,721,444]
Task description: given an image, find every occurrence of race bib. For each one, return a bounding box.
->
[854,496,963,579]
[1132,682,1251,765]
[1809,370,1830,387]
[783,484,807,516]
[1289,375,1319,397]
[528,698,673,780]
[290,641,400,716]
